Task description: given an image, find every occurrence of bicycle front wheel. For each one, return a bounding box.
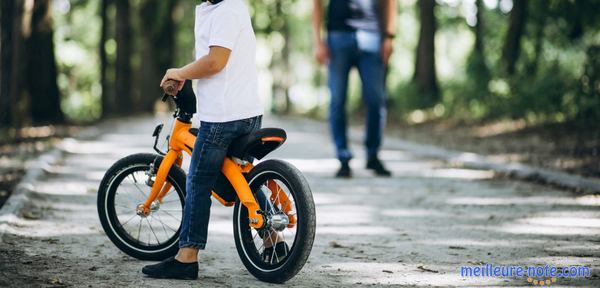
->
[233,159,316,283]
[97,153,186,261]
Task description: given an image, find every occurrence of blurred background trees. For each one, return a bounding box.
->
[0,0,598,128]
[413,0,439,107]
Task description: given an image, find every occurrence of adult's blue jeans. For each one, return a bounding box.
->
[327,30,386,162]
[179,115,262,249]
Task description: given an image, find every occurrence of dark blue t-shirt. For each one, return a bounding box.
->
[327,0,381,32]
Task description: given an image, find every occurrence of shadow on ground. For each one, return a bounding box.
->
[1,116,599,287]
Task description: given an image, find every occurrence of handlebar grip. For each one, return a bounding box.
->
[162,79,180,96]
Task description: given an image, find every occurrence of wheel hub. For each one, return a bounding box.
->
[136,201,160,217]
[267,212,289,231]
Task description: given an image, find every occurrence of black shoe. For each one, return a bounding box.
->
[335,160,352,178]
[142,256,198,280]
[262,242,290,264]
[366,158,391,177]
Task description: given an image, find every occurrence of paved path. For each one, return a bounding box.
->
[1,115,599,287]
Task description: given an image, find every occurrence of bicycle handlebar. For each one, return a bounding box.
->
[159,79,197,118]
[161,79,181,100]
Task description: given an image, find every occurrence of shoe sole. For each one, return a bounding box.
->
[366,166,391,177]
[335,174,352,178]
[143,274,198,280]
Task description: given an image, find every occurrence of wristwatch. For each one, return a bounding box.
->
[383,32,396,39]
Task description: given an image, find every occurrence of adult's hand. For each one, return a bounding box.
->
[315,41,329,65]
[381,38,393,66]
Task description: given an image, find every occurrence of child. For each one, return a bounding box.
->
[142,0,263,280]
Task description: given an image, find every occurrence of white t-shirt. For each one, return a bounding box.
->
[194,0,263,123]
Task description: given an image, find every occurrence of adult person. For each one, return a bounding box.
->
[312,0,396,177]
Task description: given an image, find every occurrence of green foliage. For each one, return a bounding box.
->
[439,51,491,119]
[54,0,102,123]
[401,0,600,125]
[576,45,600,122]
[47,0,598,126]
[508,63,573,121]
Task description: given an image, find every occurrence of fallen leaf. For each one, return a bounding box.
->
[448,246,466,250]
[22,209,42,220]
[417,265,439,273]
[49,277,62,284]
[329,241,346,248]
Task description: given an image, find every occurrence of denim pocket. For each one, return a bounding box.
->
[242,117,254,126]
[356,30,381,53]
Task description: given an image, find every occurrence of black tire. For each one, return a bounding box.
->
[233,159,316,283]
[97,153,186,261]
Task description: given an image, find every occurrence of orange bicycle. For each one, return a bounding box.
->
[97,80,316,283]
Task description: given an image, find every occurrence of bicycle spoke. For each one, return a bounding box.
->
[146,217,160,245]
[132,172,139,184]
[115,203,132,210]
[136,218,143,242]
[281,232,289,258]
[257,241,265,254]
[155,213,173,237]
[132,181,149,201]
[162,199,180,204]
[271,241,277,264]
[265,228,274,247]
[161,210,181,222]
[263,188,271,215]
[127,175,147,198]
[156,212,177,232]
[274,184,282,211]
[121,214,137,226]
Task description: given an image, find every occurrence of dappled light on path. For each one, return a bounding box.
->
[1,116,598,287]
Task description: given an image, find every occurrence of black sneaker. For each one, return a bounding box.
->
[262,242,290,264]
[142,256,198,280]
[366,158,391,177]
[335,160,352,178]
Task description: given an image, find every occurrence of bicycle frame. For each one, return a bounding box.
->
[138,118,292,229]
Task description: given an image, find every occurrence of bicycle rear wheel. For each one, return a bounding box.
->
[233,159,316,283]
[97,153,186,261]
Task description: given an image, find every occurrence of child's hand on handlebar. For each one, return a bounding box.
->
[160,68,185,95]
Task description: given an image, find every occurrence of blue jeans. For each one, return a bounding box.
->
[327,30,386,161]
[179,115,262,249]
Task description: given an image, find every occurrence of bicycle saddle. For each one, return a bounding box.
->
[188,128,287,160]
[228,128,286,160]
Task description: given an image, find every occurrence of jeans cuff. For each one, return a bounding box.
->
[179,242,206,250]
[337,151,353,162]
[367,150,379,160]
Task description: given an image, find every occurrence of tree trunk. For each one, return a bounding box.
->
[529,3,546,75]
[502,0,527,75]
[473,0,484,54]
[413,0,438,106]
[271,0,292,114]
[115,0,132,115]
[27,0,63,124]
[100,0,113,118]
[0,0,16,126]
[9,0,30,127]
[139,0,178,113]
